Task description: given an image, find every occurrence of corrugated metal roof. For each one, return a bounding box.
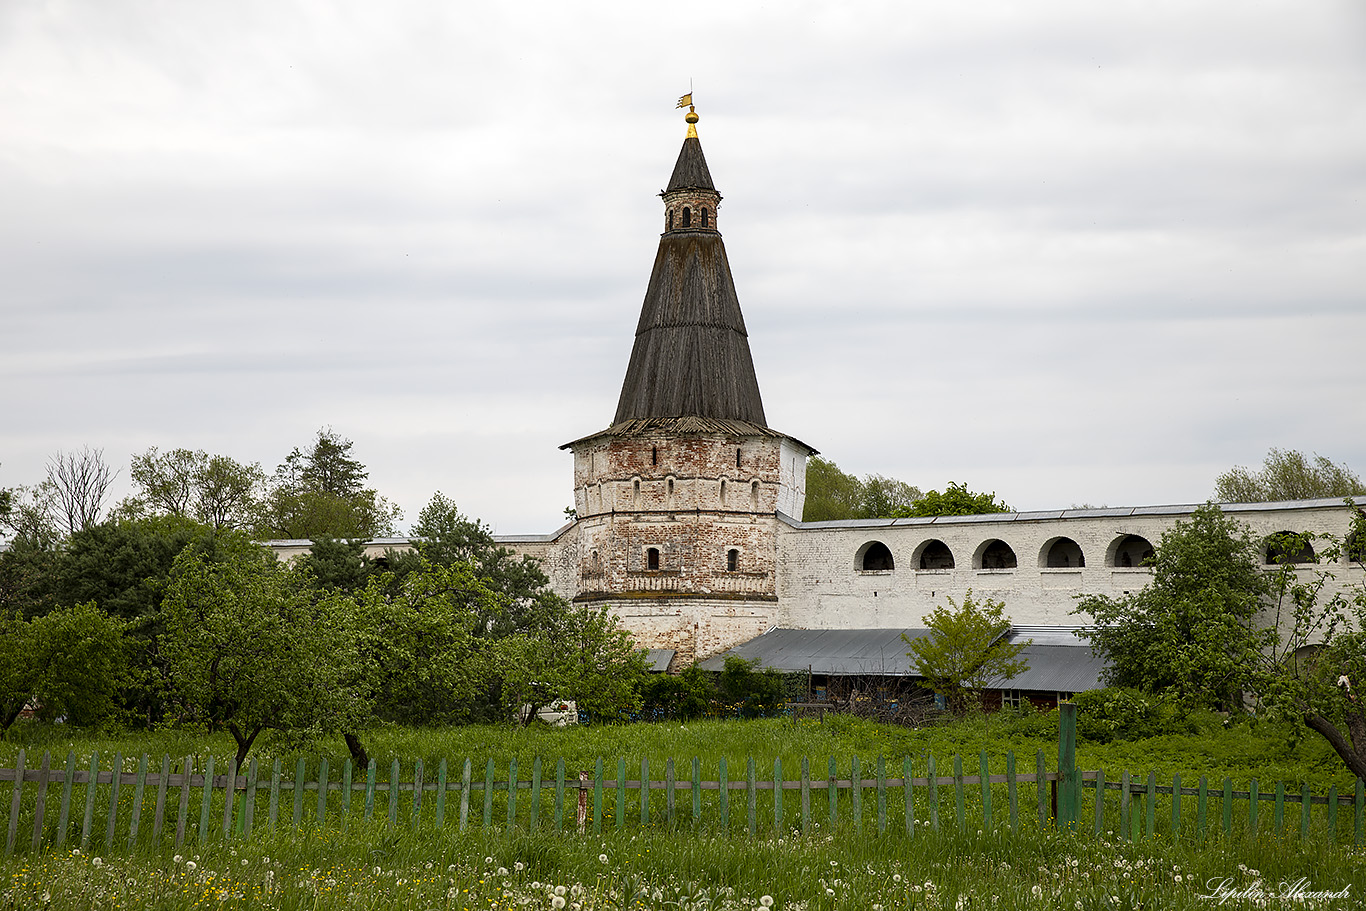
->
[697,628,928,675]
[1005,645,1107,693]
[645,649,675,672]
[698,627,1109,694]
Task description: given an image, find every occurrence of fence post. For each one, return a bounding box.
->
[33,752,53,854]
[6,748,25,857]
[1057,702,1077,830]
[105,750,123,850]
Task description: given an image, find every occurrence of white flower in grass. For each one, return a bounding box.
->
[173,855,183,864]
[555,885,568,897]
[515,862,525,872]
[186,862,197,872]
[241,859,248,867]
[551,897,567,910]
[824,889,834,897]
[1031,885,1042,898]
[892,875,901,884]
[92,857,104,868]
[760,897,773,908]
[599,854,608,864]
[499,867,509,876]
[485,856,494,865]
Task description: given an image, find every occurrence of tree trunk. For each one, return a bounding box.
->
[343,732,370,769]
[226,722,260,768]
[1303,713,1366,781]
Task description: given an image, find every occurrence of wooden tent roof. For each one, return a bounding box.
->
[612,137,766,426]
[666,137,715,192]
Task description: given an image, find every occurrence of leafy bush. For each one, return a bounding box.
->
[1071,687,1216,743]
[716,656,785,719]
[639,666,712,721]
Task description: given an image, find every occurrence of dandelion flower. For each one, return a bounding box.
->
[92,857,104,868]
[599,854,608,864]
[760,897,774,908]
[1031,885,1042,898]
[551,897,567,910]
[186,861,197,872]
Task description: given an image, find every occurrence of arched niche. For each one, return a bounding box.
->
[1040,536,1085,568]
[1264,531,1316,565]
[857,541,895,572]
[976,539,1017,570]
[1108,534,1154,568]
[913,539,955,570]
[1348,528,1366,565]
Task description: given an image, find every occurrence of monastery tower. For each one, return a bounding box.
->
[561,104,816,665]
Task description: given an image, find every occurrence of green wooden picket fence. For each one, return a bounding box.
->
[4,707,1365,854]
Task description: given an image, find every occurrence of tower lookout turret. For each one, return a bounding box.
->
[561,105,815,665]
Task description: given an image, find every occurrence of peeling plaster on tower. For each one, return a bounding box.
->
[557,104,816,666]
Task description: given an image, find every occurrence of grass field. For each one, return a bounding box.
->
[2,709,1358,793]
[4,714,1364,909]
[5,822,1364,909]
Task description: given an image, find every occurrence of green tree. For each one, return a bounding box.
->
[0,603,129,736]
[0,494,61,621]
[256,429,401,540]
[900,482,1011,518]
[160,541,367,766]
[298,536,376,593]
[351,557,495,729]
[394,492,563,636]
[1076,503,1275,712]
[860,474,923,520]
[1254,504,1366,779]
[802,457,922,521]
[905,591,1029,715]
[128,447,265,531]
[802,457,865,521]
[1215,448,1366,503]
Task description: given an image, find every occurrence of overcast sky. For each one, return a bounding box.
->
[2,0,1364,535]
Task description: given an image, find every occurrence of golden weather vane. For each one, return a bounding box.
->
[676,88,699,138]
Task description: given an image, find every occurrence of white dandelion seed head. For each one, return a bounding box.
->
[551,897,567,910]
[186,862,197,872]
[760,896,774,908]
[599,854,608,864]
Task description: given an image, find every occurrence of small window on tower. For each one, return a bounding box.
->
[736,448,742,468]
[682,207,691,227]
[701,207,709,227]
[651,446,657,466]
[667,210,673,230]
[727,549,739,572]
[647,547,660,571]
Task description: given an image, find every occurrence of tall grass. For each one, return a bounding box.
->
[5,821,1364,909]
[3,710,1359,793]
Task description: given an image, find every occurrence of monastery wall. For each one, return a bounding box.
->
[774,499,1363,635]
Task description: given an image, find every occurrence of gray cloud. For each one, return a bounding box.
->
[2,0,1363,531]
